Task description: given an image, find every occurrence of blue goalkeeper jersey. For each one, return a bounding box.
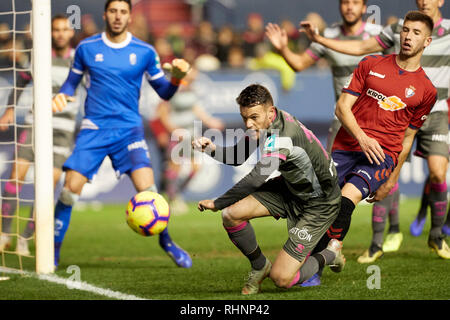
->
[63,32,165,129]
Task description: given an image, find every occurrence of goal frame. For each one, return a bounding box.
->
[32,0,54,274]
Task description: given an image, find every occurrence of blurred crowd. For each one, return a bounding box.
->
[0,11,401,92]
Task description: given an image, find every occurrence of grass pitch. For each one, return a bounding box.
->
[1,197,449,300]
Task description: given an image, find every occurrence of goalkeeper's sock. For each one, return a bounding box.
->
[54,189,79,266]
[54,200,73,266]
[158,228,172,247]
[1,182,21,233]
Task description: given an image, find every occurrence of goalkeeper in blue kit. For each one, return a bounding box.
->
[51,0,192,269]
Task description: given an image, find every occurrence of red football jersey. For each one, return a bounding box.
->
[333,54,437,164]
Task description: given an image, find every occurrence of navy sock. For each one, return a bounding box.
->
[54,200,73,265]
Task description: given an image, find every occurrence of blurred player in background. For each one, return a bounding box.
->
[51,0,192,269]
[266,0,383,154]
[301,0,450,264]
[153,68,224,213]
[0,15,81,256]
[194,84,345,295]
[302,11,442,285]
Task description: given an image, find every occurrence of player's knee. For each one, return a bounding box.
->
[429,169,447,184]
[221,204,245,225]
[58,188,79,207]
[269,269,293,289]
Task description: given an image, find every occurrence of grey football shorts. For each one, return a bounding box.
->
[414,111,449,159]
[17,126,74,169]
[252,177,341,262]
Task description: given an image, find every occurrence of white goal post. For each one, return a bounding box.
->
[32,0,54,274]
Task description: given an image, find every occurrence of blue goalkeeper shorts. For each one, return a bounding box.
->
[63,126,152,180]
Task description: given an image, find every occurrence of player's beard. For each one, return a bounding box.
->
[342,12,363,27]
[106,21,128,37]
[400,45,423,59]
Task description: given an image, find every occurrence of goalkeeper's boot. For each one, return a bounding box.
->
[300,273,321,287]
[357,244,383,264]
[241,258,272,295]
[428,235,450,259]
[410,216,426,237]
[16,238,30,256]
[161,241,192,268]
[327,239,346,273]
[382,232,403,252]
[442,224,450,236]
[0,235,11,252]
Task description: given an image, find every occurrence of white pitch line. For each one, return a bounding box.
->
[0,267,148,300]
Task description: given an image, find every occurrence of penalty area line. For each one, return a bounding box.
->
[0,267,148,300]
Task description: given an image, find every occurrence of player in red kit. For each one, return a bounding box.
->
[305,11,445,285]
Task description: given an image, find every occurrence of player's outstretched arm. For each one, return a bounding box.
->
[0,107,14,131]
[265,23,316,72]
[198,199,217,212]
[300,21,383,56]
[335,92,385,165]
[367,127,418,203]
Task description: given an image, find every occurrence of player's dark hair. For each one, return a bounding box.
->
[404,10,434,34]
[236,84,274,108]
[339,0,367,5]
[51,14,68,24]
[104,0,132,12]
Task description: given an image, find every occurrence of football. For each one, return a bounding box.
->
[126,191,170,236]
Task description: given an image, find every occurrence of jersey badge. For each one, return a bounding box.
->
[129,53,137,65]
[405,85,416,98]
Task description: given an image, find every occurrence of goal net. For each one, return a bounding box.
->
[0,0,53,276]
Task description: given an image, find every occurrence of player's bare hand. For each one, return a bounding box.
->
[0,108,14,131]
[358,134,385,165]
[366,182,394,203]
[52,93,75,113]
[163,58,191,80]
[198,199,217,212]
[299,21,320,42]
[192,137,216,153]
[265,23,288,51]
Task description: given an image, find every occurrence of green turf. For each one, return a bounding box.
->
[1,197,449,300]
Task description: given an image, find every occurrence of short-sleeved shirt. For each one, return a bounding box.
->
[67,32,164,129]
[307,22,383,101]
[334,54,437,164]
[375,18,450,114]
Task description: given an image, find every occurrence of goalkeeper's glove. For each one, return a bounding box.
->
[163,58,190,85]
[52,93,75,112]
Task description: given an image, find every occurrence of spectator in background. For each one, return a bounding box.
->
[129,12,153,43]
[72,14,98,46]
[165,23,185,57]
[226,45,246,69]
[248,42,296,91]
[190,21,217,57]
[154,37,176,65]
[242,13,265,57]
[216,25,236,65]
